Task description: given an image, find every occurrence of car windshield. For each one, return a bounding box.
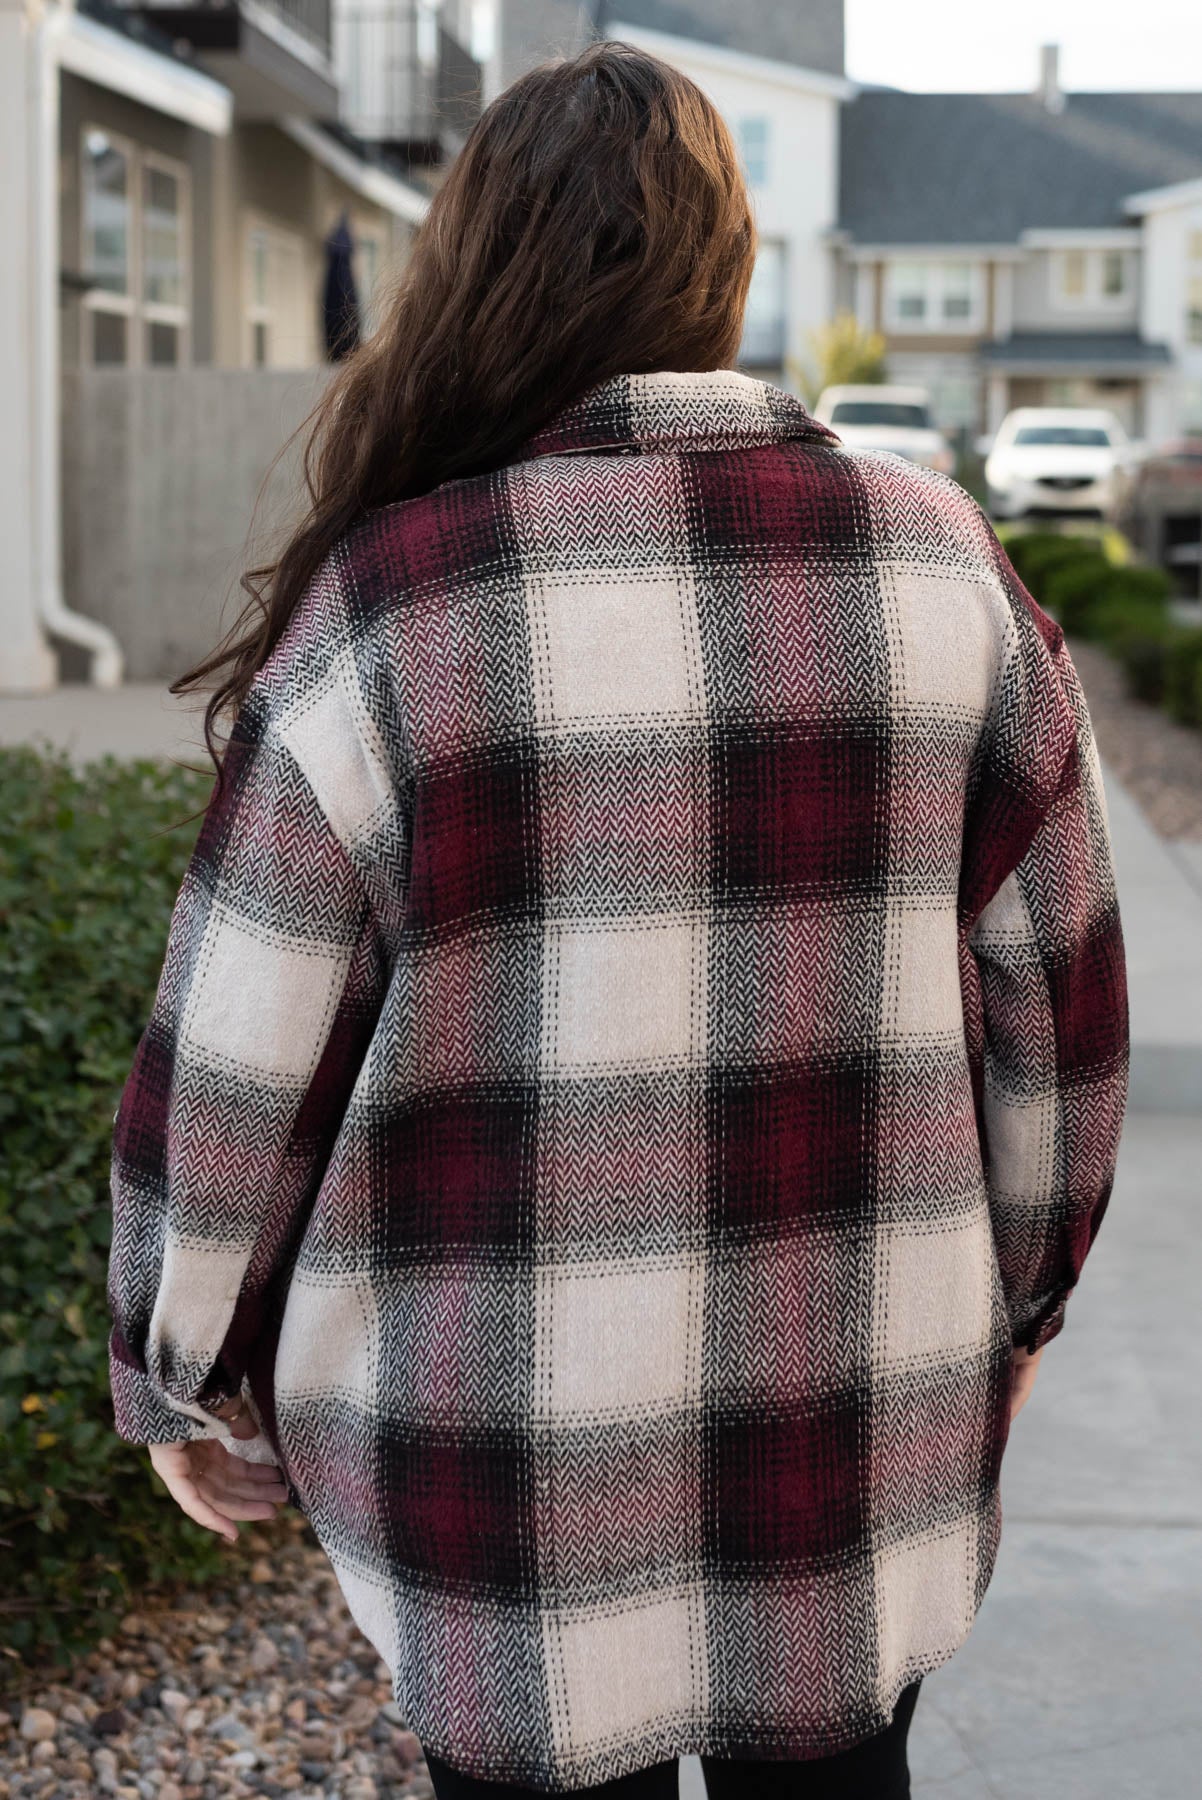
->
[830,401,932,429]
[1012,425,1113,447]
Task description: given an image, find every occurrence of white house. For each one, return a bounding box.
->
[609,19,853,389]
[1124,177,1202,444]
[832,46,1202,440]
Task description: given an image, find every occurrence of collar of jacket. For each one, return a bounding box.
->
[505,367,841,467]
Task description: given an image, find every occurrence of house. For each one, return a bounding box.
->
[834,48,1202,440]
[334,0,486,181]
[1,0,435,692]
[608,6,852,385]
[499,6,1202,443]
[59,0,431,374]
[7,0,1202,693]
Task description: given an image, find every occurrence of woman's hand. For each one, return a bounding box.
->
[1009,1344,1045,1422]
[147,1395,289,1543]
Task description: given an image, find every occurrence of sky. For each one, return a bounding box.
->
[845,0,1202,93]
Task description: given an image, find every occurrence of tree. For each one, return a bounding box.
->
[790,312,888,405]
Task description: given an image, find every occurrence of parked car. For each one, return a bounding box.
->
[813,384,954,473]
[984,407,1131,519]
[1110,436,1202,599]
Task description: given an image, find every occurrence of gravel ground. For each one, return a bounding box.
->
[1,1520,434,1800]
[1068,635,1202,841]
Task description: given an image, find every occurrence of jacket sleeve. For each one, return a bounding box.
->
[960,527,1129,1356]
[107,657,391,1446]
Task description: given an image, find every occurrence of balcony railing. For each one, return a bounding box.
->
[436,23,481,136]
[264,0,332,57]
[116,0,333,62]
[336,3,480,148]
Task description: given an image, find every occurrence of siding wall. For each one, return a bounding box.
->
[62,368,329,680]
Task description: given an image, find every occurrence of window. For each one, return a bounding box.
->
[1051,246,1132,309]
[469,0,496,61]
[1060,249,1087,300]
[883,261,983,332]
[84,129,130,295]
[82,128,132,365]
[737,117,770,188]
[1012,424,1115,447]
[357,231,383,335]
[829,400,933,430]
[1188,229,1202,346]
[141,158,188,366]
[739,238,786,366]
[81,127,189,366]
[247,227,270,368]
[244,219,312,368]
[940,262,974,323]
[890,262,928,323]
[1101,250,1126,297]
[416,0,438,67]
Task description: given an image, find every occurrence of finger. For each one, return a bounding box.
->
[209,1396,262,1441]
[202,1444,286,1488]
[226,1413,261,1441]
[194,1469,285,1508]
[193,1482,283,1522]
[148,1444,194,1479]
[216,1456,288,1487]
[198,1467,288,1504]
[236,1460,288,1484]
[170,1475,240,1543]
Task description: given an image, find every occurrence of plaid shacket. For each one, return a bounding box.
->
[109,368,1129,1790]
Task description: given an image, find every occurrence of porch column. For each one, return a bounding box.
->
[986,373,1009,437]
[1142,372,1178,445]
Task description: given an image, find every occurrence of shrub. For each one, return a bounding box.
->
[1004,532,1101,597]
[1087,597,1172,655]
[1039,554,1114,633]
[1116,629,1174,706]
[0,744,230,1676]
[1163,627,1202,729]
[1043,560,1173,641]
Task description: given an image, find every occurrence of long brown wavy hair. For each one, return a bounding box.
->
[173,38,756,790]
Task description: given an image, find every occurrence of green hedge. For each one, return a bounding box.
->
[0,745,231,1676]
[1004,529,1106,591]
[1004,530,1201,730]
[1164,626,1202,729]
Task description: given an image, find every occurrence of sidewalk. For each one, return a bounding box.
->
[1103,774,1202,1112]
[0,680,210,769]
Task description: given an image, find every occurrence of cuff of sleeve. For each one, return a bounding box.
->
[109,1350,231,1447]
[1013,1288,1072,1355]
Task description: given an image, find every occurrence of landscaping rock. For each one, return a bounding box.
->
[0,1522,435,1799]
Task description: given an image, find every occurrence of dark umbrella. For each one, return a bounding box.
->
[322,211,360,362]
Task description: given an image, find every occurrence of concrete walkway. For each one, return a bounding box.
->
[0,679,211,769]
[1104,775,1202,1113]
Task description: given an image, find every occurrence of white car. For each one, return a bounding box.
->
[984,408,1129,519]
[813,384,955,473]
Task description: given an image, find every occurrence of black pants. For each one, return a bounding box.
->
[424,1677,923,1800]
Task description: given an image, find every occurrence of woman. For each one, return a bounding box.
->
[107,39,1129,1800]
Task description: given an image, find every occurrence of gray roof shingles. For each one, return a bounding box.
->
[979,331,1174,366]
[605,0,844,76]
[838,90,1202,244]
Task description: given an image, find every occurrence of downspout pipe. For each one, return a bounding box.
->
[31,0,124,687]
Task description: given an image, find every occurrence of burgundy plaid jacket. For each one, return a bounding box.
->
[109,368,1129,1790]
